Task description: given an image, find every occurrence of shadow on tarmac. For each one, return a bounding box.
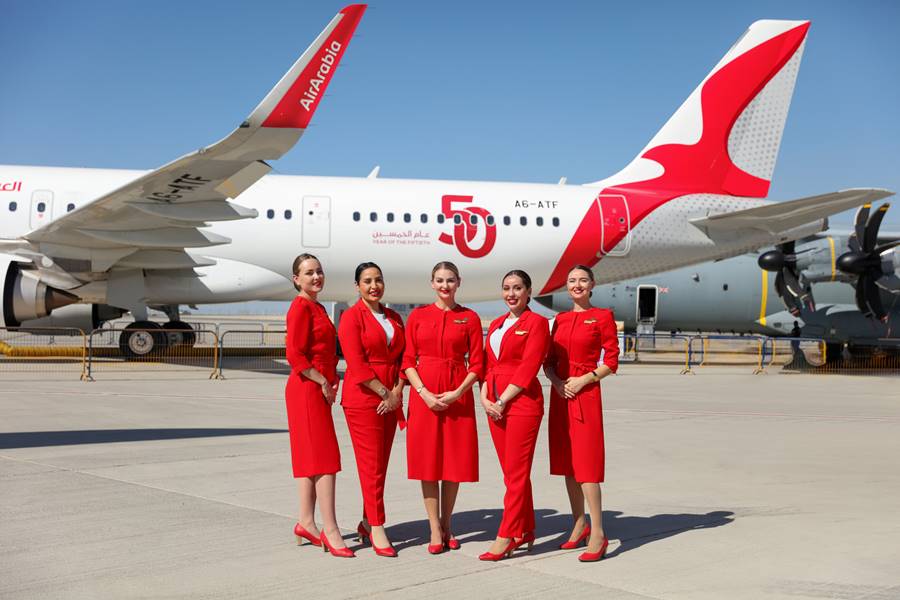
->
[0,428,287,449]
[384,507,734,557]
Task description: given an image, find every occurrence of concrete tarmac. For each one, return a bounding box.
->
[1,366,899,599]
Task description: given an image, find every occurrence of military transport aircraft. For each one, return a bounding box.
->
[539,204,900,356]
[0,6,891,355]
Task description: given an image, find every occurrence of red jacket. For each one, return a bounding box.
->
[286,296,338,384]
[484,308,550,417]
[337,300,406,410]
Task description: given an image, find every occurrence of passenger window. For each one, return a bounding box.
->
[67,203,75,212]
[552,217,560,227]
[387,212,394,223]
[470,214,478,225]
[284,209,292,219]
[266,209,274,219]
[536,216,543,226]
[453,214,462,225]
[486,215,495,226]
[503,216,511,226]
[37,202,46,212]
[370,212,377,222]
[520,216,527,226]
[420,213,428,224]
[437,214,445,224]
[403,213,411,223]
[353,211,361,222]
[9,201,17,212]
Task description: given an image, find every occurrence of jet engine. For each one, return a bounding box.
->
[0,253,79,328]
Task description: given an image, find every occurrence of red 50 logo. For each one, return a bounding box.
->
[438,195,497,259]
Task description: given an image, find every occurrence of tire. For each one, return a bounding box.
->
[119,321,167,358]
[162,320,196,348]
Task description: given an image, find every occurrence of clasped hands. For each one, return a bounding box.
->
[376,384,405,415]
[552,373,594,399]
[420,388,461,412]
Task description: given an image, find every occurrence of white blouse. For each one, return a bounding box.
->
[489,315,518,357]
[373,311,394,345]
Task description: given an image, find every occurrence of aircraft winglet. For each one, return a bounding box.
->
[250,4,366,129]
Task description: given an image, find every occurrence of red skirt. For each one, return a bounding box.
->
[548,383,605,483]
[406,357,478,482]
[285,373,341,477]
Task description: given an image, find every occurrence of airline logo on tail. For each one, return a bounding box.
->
[539,20,811,295]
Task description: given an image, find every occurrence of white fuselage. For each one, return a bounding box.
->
[0,165,814,305]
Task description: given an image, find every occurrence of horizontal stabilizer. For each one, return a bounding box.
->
[690,188,894,237]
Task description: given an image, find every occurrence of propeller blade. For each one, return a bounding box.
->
[863,274,887,320]
[854,203,871,249]
[781,267,804,299]
[863,203,889,253]
[855,276,871,316]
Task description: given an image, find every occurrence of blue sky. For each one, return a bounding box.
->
[1,2,898,233]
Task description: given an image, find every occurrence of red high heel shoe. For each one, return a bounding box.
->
[478,538,517,561]
[427,541,445,555]
[373,543,398,558]
[356,521,370,544]
[293,523,322,546]
[512,531,535,552]
[443,533,461,551]
[320,531,355,558]
[578,537,609,562]
[560,525,590,550]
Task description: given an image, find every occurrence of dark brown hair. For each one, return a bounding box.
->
[354,261,382,284]
[502,269,532,291]
[569,264,595,282]
[431,261,460,279]
[291,253,320,292]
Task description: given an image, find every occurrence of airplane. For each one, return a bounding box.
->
[539,204,900,358]
[0,6,893,356]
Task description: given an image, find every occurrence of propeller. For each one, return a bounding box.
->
[757,240,815,316]
[836,202,899,320]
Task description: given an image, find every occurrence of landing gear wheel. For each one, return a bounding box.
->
[119,321,167,358]
[162,320,196,348]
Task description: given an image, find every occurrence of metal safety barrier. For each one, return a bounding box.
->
[83,328,220,381]
[688,335,768,374]
[623,333,695,374]
[0,326,88,379]
[216,329,289,379]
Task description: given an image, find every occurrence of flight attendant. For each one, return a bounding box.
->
[479,269,550,561]
[403,261,484,554]
[338,262,406,558]
[544,265,619,562]
[285,253,353,558]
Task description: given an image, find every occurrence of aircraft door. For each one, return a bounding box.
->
[29,190,54,230]
[302,195,331,248]
[598,194,631,256]
[636,285,658,324]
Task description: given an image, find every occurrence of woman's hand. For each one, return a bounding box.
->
[421,388,449,412]
[434,389,461,406]
[563,374,593,399]
[321,380,337,405]
[376,386,403,415]
[550,375,567,398]
[481,396,503,421]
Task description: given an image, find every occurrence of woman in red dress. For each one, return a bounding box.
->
[544,265,619,562]
[402,261,484,554]
[479,269,550,561]
[338,262,406,558]
[285,253,353,558]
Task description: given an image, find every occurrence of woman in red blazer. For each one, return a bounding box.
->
[338,262,406,558]
[544,265,619,562]
[285,253,353,558]
[403,261,484,554]
[479,269,550,561]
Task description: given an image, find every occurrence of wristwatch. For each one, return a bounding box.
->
[495,398,505,409]
[590,370,601,382]
[378,387,390,399]
[416,384,425,394]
